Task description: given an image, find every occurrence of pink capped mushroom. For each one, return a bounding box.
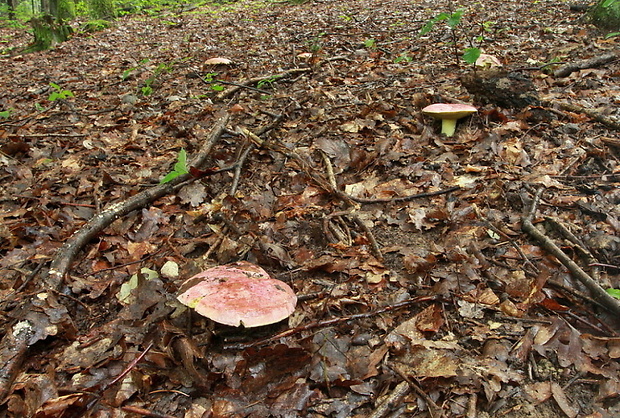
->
[422,103,478,137]
[177,261,297,328]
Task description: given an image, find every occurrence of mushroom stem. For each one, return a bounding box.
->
[441,119,458,137]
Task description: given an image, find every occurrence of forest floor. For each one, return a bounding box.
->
[1,0,620,417]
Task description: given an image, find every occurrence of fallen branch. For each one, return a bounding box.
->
[230,113,284,195]
[368,381,410,418]
[320,151,384,260]
[0,112,230,402]
[348,186,461,204]
[46,112,230,290]
[554,101,620,131]
[553,51,619,78]
[522,187,620,317]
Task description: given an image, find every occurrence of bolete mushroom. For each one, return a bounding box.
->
[422,103,477,137]
[177,261,297,328]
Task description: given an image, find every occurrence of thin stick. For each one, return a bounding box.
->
[217,68,311,99]
[522,187,620,316]
[389,363,445,418]
[368,381,410,418]
[473,204,539,274]
[350,186,461,204]
[321,153,384,260]
[223,295,436,350]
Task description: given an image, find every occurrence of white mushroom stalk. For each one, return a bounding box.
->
[422,103,478,137]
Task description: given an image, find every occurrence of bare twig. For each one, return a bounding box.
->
[0,321,35,402]
[522,187,620,316]
[320,152,384,260]
[389,363,445,418]
[349,186,461,204]
[473,204,539,274]
[230,143,255,195]
[217,68,311,99]
[368,381,410,418]
[231,113,284,195]
[553,101,620,131]
[223,295,436,350]
[553,51,619,78]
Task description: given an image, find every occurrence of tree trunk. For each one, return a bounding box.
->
[25,14,74,52]
[6,0,16,20]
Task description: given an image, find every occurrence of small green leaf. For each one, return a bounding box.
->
[160,171,180,184]
[463,47,482,64]
[447,9,464,28]
[211,84,225,91]
[394,54,412,63]
[606,288,620,299]
[141,85,153,96]
[174,148,188,174]
[0,110,10,118]
[419,20,436,36]
[160,148,189,184]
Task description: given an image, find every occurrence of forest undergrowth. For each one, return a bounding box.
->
[0,1,619,417]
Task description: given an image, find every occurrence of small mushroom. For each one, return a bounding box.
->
[204,57,233,65]
[475,54,502,69]
[177,261,297,328]
[422,103,478,137]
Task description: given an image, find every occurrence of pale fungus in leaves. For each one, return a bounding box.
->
[204,57,233,65]
[177,261,297,328]
[422,103,478,137]
[475,54,502,69]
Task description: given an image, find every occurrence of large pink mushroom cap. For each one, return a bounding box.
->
[422,103,477,137]
[177,261,297,328]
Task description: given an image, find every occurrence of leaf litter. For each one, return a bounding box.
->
[1,0,620,416]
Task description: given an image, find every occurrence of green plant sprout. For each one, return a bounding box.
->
[122,58,150,81]
[307,32,325,53]
[419,7,481,66]
[257,75,278,90]
[462,47,481,65]
[364,38,376,49]
[202,72,224,91]
[0,109,11,118]
[160,148,189,184]
[141,61,175,96]
[48,82,74,101]
[80,20,112,33]
[394,53,413,63]
[607,288,620,299]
